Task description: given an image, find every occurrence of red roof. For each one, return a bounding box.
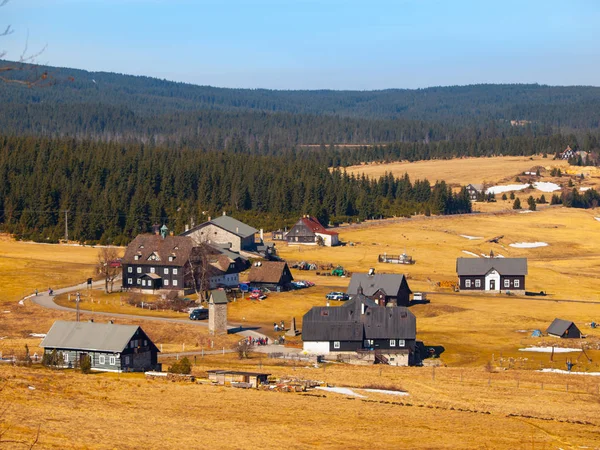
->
[301,216,338,236]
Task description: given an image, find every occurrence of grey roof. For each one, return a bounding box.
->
[546,318,577,337]
[40,321,146,353]
[456,258,528,276]
[347,273,410,297]
[209,290,228,304]
[209,215,258,238]
[302,294,416,342]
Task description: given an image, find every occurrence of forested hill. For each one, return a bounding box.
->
[1,61,600,150]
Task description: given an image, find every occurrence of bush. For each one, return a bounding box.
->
[509,192,515,200]
[232,340,253,359]
[527,196,536,211]
[169,357,192,374]
[80,354,92,374]
[512,198,521,210]
[501,193,507,201]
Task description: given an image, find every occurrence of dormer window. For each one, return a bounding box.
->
[147,252,160,261]
[134,254,141,260]
[139,245,144,249]
[169,255,175,262]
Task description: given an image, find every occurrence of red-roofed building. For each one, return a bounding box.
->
[285,216,340,247]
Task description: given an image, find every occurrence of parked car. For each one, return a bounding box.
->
[189,308,209,320]
[326,291,349,301]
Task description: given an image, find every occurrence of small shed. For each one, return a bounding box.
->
[546,319,581,339]
[207,370,270,388]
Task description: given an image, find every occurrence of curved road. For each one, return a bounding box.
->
[26,280,287,355]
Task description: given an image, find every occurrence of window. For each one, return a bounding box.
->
[109,356,116,366]
[465,279,472,288]
[164,268,169,275]
[137,267,142,274]
[144,340,147,346]
[390,339,396,347]
[99,355,105,364]
[475,279,481,288]
[134,255,140,260]
[127,267,132,273]
[164,280,169,286]
[173,268,178,275]
[142,279,146,286]
[150,267,155,273]
[63,353,69,362]
[137,279,141,285]
[127,278,133,285]
[398,339,405,347]
[333,341,340,349]
[173,280,178,286]
[124,356,130,365]
[504,279,510,288]
[169,256,174,261]
[514,279,520,288]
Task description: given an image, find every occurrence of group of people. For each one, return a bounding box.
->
[247,336,269,346]
[273,320,285,332]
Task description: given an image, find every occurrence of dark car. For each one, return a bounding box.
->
[189,308,209,320]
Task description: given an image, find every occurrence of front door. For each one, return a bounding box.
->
[490,280,495,290]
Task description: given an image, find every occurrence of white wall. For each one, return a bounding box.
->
[303,341,330,354]
[485,270,500,291]
[315,233,339,247]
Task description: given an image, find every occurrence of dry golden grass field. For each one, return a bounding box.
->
[344,155,570,185]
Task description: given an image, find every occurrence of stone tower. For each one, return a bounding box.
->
[208,290,228,335]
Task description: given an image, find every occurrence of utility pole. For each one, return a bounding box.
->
[64,210,69,243]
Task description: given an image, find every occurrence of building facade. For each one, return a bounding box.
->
[182,213,258,253]
[456,257,527,292]
[346,270,412,307]
[285,216,339,247]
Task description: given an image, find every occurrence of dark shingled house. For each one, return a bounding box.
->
[456,257,527,292]
[302,289,417,366]
[247,261,294,291]
[347,270,412,306]
[41,321,160,372]
[546,319,581,339]
[285,216,339,247]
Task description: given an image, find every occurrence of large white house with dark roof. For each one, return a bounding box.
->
[182,213,258,252]
[41,320,160,372]
[456,257,528,292]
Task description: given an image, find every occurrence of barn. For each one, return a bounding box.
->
[247,261,294,291]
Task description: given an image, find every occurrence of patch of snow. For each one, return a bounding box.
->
[519,347,581,353]
[29,333,46,338]
[540,369,600,376]
[481,253,491,258]
[580,187,591,192]
[533,181,561,193]
[519,210,535,214]
[360,388,409,396]
[460,235,483,240]
[509,242,548,248]
[2,311,10,313]
[28,386,35,390]
[486,184,528,195]
[496,254,505,258]
[18,299,24,306]
[315,386,366,398]
[145,371,168,377]
[595,217,600,222]
[462,251,479,257]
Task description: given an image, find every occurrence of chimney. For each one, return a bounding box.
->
[185,224,190,232]
[208,216,211,221]
[368,268,375,276]
[170,231,174,236]
[260,228,264,241]
[223,211,226,216]
[236,227,239,234]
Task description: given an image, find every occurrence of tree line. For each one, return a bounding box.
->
[0,135,472,244]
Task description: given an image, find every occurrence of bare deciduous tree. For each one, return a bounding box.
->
[97,247,120,293]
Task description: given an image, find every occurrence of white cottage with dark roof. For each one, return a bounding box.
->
[41,320,160,372]
[182,213,258,252]
[456,257,528,292]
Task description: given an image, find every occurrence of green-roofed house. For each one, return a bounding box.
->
[40,320,160,372]
[181,212,258,252]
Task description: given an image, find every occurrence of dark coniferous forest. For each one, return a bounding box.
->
[1,61,600,243]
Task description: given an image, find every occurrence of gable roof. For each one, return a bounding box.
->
[247,261,293,284]
[122,234,194,267]
[546,318,577,336]
[40,321,155,353]
[209,215,258,238]
[302,303,416,342]
[209,290,228,304]
[456,258,528,276]
[467,184,483,191]
[347,273,410,297]
[291,216,338,237]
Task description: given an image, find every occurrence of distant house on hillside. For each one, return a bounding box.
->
[182,213,258,253]
[41,320,160,372]
[347,269,412,307]
[559,145,576,160]
[247,261,294,291]
[546,319,581,339]
[302,288,417,366]
[465,184,483,201]
[456,257,528,292]
[286,216,339,247]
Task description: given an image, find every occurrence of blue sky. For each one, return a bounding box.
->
[2,0,599,89]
